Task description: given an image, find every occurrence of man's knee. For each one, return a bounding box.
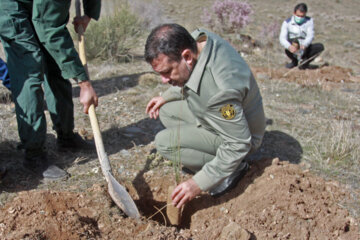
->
[154,129,172,156]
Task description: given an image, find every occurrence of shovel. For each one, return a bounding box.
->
[75,0,140,219]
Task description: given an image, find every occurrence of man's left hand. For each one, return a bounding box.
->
[171,178,202,208]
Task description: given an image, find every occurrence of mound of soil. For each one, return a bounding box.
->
[0,159,358,239]
[252,66,360,89]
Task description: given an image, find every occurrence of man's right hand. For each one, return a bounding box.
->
[78,80,98,114]
[289,45,298,53]
[145,96,165,119]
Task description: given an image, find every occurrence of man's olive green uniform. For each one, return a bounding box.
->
[155,29,266,191]
[0,0,100,155]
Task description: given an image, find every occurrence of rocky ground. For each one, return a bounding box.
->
[0,0,359,239]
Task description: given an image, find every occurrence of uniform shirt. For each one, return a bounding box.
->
[31,0,101,82]
[161,29,266,191]
[279,15,314,49]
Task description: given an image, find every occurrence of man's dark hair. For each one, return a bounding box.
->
[144,23,197,63]
[294,3,308,13]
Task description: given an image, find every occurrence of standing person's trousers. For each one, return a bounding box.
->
[0,0,75,154]
[155,100,261,173]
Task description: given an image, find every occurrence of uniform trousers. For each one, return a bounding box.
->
[0,0,75,154]
[155,100,261,173]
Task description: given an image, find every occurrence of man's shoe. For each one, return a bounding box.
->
[285,61,298,69]
[24,153,68,180]
[298,61,309,70]
[57,132,94,151]
[181,167,195,175]
[24,152,47,173]
[0,166,7,180]
[210,162,249,197]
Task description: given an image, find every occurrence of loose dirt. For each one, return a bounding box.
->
[1,0,360,239]
[0,158,358,239]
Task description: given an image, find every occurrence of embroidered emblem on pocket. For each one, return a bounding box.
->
[220,104,236,120]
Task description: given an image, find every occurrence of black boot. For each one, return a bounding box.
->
[57,132,94,152]
[285,60,298,69]
[24,150,68,180]
[0,166,6,180]
[210,162,249,197]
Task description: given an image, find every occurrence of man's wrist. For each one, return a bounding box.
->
[78,80,91,88]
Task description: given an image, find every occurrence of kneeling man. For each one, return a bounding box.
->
[145,24,266,208]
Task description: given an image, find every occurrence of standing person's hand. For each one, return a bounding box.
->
[289,45,298,53]
[73,15,91,33]
[145,96,166,119]
[171,179,202,208]
[78,80,98,114]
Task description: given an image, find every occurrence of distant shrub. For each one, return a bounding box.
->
[258,21,280,47]
[129,0,169,29]
[77,2,142,62]
[201,0,252,34]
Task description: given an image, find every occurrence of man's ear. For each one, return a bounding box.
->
[181,49,193,64]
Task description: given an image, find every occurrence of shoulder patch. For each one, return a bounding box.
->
[220,104,236,120]
[285,17,291,23]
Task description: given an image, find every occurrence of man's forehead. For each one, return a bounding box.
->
[151,54,173,69]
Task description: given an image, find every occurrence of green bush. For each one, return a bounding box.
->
[76,2,142,62]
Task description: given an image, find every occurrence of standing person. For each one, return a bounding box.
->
[279,3,324,69]
[0,0,100,180]
[145,24,266,208]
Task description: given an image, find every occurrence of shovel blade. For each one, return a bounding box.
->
[107,173,140,219]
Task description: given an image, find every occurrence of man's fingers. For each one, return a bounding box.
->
[83,104,89,114]
[146,100,155,113]
[172,191,185,207]
[171,185,182,199]
[176,195,189,208]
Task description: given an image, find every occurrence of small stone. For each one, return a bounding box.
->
[269,174,274,179]
[256,73,270,81]
[120,149,131,157]
[219,222,251,240]
[272,158,280,165]
[124,126,143,134]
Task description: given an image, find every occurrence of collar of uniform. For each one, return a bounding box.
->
[290,15,297,25]
[185,29,212,93]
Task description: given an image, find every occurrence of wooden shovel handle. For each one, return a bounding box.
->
[75,0,112,179]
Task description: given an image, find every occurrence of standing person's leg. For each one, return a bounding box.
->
[0,0,47,159]
[0,0,68,179]
[42,49,74,140]
[32,0,92,150]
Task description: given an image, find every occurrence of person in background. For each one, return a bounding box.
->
[0,0,101,180]
[279,3,324,69]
